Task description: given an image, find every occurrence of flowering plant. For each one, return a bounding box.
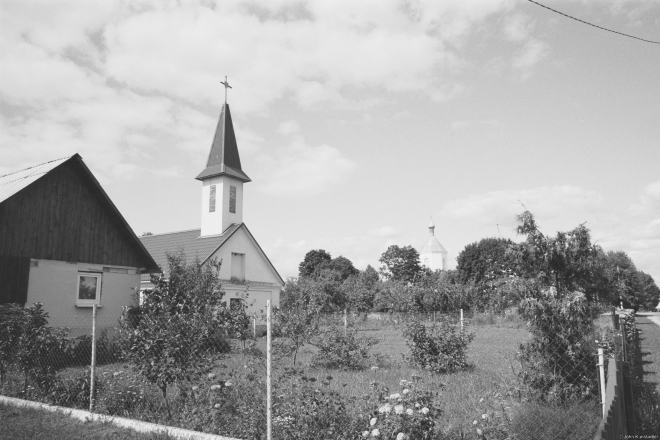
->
[361,377,442,439]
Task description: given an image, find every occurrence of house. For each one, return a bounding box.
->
[0,155,159,325]
[139,100,283,315]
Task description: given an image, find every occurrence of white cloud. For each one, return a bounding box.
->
[252,136,356,197]
[368,226,400,237]
[512,39,550,75]
[277,120,301,135]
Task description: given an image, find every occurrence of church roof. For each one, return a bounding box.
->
[138,223,283,285]
[420,235,447,254]
[195,103,251,182]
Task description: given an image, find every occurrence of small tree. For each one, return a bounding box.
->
[276,278,322,365]
[403,320,475,373]
[379,245,423,283]
[119,252,228,419]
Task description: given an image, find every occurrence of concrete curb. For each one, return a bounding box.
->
[0,395,241,440]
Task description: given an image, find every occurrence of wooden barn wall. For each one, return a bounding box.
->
[0,256,30,304]
[0,161,148,269]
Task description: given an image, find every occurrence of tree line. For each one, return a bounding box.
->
[284,210,660,314]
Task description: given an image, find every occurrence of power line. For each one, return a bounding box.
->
[527,0,660,45]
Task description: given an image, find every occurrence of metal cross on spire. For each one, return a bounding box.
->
[220,76,232,104]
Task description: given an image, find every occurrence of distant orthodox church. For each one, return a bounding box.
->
[419,218,447,271]
[139,86,283,312]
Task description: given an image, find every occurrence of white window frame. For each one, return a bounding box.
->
[76,272,102,307]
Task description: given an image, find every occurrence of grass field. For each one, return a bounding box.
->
[0,313,606,439]
[0,403,173,440]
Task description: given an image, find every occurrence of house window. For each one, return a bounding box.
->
[209,185,216,212]
[76,272,101,307]
[231,252,245,282]
[229,186,236,213]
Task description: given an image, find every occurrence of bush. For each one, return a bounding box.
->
[516,292,599,402]
[402,320,475,374]
[361,377,443,440]
[310,327,379,370]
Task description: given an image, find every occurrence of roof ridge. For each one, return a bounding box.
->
[140,228,201,238]
[0,155,73,179]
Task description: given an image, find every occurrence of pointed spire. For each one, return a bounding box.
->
[195,103,251,182]
[428,216,435,236]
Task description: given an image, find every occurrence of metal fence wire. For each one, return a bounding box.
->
[0,304,631,440]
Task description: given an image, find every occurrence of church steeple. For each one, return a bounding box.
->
[420,216,448,271]
[195,103,251,182]
[198,83,250,237]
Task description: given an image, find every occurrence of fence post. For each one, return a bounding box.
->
[460,309,464,333]
[266,300,272,440]
[344,308,347,334]
[433,311,435,323]
[597,347,606,418]
[253,313,257,338]
[89,304,97,412]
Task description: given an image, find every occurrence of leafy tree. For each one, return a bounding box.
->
[507,211,602,298]
[456,237,517,285]
[276,278,322,365]
[119,252,229,419]
[298,249,332,278]
[636,271,660,311]
[323,255,359,282]
[342,265,381,313]
[379,245,423,283]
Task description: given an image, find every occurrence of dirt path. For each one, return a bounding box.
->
[635,313,660,394]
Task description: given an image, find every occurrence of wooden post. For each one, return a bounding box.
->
[433,311,435,323]
[266,300,272,440]
[253,313,257,338]
[597,347,606,418]
[344,308,347,334]
[460,309,464,332]
[89,304,97,412]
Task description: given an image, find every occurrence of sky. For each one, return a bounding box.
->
[1,0,659,282]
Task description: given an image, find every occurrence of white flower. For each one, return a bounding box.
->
[214,403,221,409]
[482,413,489,420]
[402,389,410,395]
[399,379,408,386]
[472,420,478,425]
[211,385,221,391]
[378,404,392,414]
[225,381,233,387]
[192,386,199,391]
[406,408,414,416]
[396,433,407,440]
[477,428,483,435]
[362,431,370,438]
[389,393,401,400]
[394,405,404,414]
[421,407,429,415]
[370,417,378,426]
[415,403,420,408]
[371,428,380,437]
[208,373,216,379]
[371,366,380,371]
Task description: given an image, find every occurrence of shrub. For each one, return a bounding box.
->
[361,377,443,440]
[403,320,475,374]
[310,327,379,370]
[516,292,599,402]
[49,368,94,409]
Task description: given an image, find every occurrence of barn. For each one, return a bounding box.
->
[0,154,158,323]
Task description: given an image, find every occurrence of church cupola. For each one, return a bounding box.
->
[420,217,448,271]
[196,80,250,236]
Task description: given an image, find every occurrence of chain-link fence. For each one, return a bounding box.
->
[0,303,637,440]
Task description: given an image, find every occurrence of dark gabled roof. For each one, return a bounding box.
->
[0,154,159,273]
[138,223,241,281]
[195,103,251,182]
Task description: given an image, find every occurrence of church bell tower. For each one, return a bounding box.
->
[196,82,250,236]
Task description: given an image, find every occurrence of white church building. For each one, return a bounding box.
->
[419,218,448,271]
[139,98,283,313]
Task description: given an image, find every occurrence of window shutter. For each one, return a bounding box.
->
[209,185,216,212]
[229,186,236,213]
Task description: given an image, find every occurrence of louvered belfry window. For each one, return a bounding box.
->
[209,185,216,212]
[229,186,236,213]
